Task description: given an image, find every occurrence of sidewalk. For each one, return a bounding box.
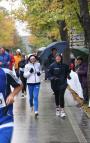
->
[68,86,90,118]
[12,80,89,143]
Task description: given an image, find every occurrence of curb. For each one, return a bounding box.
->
[82,105,90,118]
[68,86,90,118]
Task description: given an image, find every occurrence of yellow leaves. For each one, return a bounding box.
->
[49,0,62,12]
[47,27,60,39]
[0,9,16,47]
[29,35,38,44]
[28,34,51,49]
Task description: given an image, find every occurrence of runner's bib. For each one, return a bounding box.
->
[0,93,6,108]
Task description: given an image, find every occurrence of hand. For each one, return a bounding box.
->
[30,68,34,73]
[6,94,14,105]
[37,72,41,76]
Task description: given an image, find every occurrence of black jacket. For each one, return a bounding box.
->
[49,62,70,90]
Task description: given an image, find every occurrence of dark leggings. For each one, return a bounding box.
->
[20,72,26,93]
[54,89,66,108]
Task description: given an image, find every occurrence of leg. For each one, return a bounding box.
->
[28,85,34,108]
[0,127,13,143]
[53,90,60,107]
[83,87,88,103]
[20,72,24,93]
[59,89,66,117]
[15,69,19,78]
[59,89,66,108]
[23,78,26,92]
[33,84,40,113]
[21,74,26,93]
[53,90,60,116]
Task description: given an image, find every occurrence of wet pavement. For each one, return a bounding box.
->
[12,80,90,143]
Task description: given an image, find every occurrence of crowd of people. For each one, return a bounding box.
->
[0,47,88,143]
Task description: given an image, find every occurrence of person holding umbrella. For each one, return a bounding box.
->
[44,48,57,80]
[49,54,70,117]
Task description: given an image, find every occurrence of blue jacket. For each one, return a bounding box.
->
[0,68,21,128]
[0,52,10,68]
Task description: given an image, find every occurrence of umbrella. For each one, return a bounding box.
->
[39,41,68,63]
[71,47,89,57]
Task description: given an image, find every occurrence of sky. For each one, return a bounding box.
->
[0,0,30,36]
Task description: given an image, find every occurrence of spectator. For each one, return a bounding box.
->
[14,49,21,77]
[75,56,88,103]
[19,54,27,97]
[5,49,15,70]
[67,65,84,106]
[0,48,10,68]
[44,48,57,80]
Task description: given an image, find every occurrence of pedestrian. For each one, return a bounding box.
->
[49,54,70,117]
[67,65,84,106]
[14,49,22,77]
[44,48,57,80]
[5,49,15,70]
[75,56,88,103]
[0,48,11,69]
[24,55,41,118]
[0,67,22,143]
[19,53,27,97]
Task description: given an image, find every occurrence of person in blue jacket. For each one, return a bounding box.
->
[0,67,22,143]
[0,48,10,69]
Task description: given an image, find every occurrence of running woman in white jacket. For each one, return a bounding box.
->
[24,55,41,118]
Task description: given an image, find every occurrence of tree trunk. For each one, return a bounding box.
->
[57,20,70,64]
[78,0,90,99]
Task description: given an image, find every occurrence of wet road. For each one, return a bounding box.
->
[12,80,90,143]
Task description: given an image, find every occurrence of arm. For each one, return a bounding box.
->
[6,71,23,105]
[48,64,54,80]
[66,65,71,79]
[24,64,31,78]
[36,63,42,76]
[6,84,23,105]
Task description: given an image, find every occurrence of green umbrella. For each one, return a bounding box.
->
[71,47,89,58]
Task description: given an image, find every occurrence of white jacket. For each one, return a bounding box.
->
[24,62,41,84]
[67,70,83,99]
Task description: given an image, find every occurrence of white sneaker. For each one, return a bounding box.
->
[35,111,39,118]
[60,110,66,118]
[56,108,60,116]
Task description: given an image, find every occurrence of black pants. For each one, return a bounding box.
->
[15,69,19,78]
[83,87,88,102]
[20,72,26,93]
[53,89,66,108]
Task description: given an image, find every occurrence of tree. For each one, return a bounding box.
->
[77,0,90,101]
[0,8,17,48]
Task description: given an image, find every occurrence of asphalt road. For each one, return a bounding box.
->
[12,80,90,143]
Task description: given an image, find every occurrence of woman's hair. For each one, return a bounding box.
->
[28,55,37,63]
[76,56,83,61]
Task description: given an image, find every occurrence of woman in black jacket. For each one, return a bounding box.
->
[49,54,70,117]
[18,54,27,97]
